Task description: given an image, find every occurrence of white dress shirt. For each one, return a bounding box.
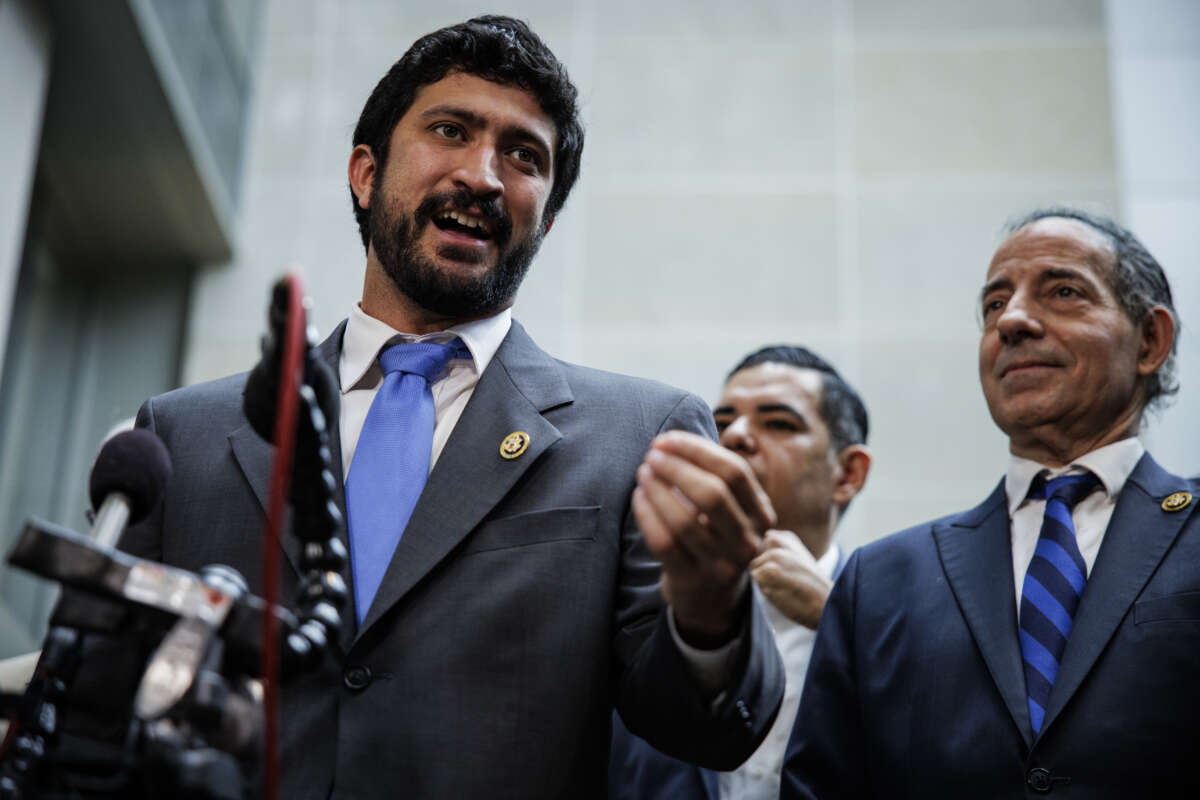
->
[337,303,511,477]
[1006,437,1145,613]
[717,541,841,800]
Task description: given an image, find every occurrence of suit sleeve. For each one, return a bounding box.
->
[611,391,786,771]
[781,548,869,799]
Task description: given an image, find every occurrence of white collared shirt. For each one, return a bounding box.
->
[337,303,512,477]
[1006,438,1145,612]
[717,542,841,800]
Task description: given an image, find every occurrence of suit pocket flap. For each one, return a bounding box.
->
[460,506,600,555]
[1134,591,1200,624]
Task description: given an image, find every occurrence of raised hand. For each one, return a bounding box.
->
[633,430,776,648]
[751,530,833,629]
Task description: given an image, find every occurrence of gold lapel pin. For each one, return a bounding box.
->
[500,431,531,460]
[1162,491,1192,512]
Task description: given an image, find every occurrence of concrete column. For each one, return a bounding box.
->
[1106,0,1200,475]
[0,0,51,374]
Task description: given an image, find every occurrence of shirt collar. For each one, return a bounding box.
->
[340,303,512,393]
[1005,437,1145,518]
[816,542,840,581]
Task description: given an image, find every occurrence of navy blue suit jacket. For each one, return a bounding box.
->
[782,453,1200,799]
[610,548,850,800]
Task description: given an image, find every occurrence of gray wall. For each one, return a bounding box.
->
[181,0,1197,553]
[1108,0,1200,478]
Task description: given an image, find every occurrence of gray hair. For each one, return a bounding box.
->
[1006,207,1179,413]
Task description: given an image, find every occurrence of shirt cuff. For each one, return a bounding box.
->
[667,605,742,697]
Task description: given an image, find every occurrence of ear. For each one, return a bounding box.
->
[348,144,377,210]
[1136,305,1175,378]
[831,445,872,508]
[541,212,555,236]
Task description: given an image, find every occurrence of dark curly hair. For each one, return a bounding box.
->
[1005,207,1180,414]
[349,15,584,250]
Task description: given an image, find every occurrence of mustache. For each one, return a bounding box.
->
[994,350,1064,377]
[414,189,513,247]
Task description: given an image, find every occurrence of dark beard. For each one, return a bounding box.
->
[371,188,543,320]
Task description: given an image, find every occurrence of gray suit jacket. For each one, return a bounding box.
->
[609,548,850,800]
[116,320,784,799]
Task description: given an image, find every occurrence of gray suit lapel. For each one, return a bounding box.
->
[227,321,353,646]
[933,481,1033,749]
[355,322,572,640]
[315,320,348,490]
[313,322,354,647]
[228,422,296,561]
[1042,453,1197,733]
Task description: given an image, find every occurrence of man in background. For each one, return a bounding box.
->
[611,345,872,800]
[783,208,1197,798]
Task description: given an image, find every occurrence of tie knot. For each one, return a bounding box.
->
[1029,471,1101,509]
[377,339,468,382]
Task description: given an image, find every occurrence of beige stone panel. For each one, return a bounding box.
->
[580,191,840,327]
[510,212,583,355]
[1130,197,1200,479]
[853,0,1103,37]
[836,329,1008,546]
[855,45,1116,175]
[1111,56,1200,187]
[249,35,319,180]
[573,320,856,404]
[1107,0,1200,56]
[854,181,1119,329]
[264,0,318,38]
[323,0,575,40]
[330,3,581,77]
[588,37,837,179]
[591,0,833,39]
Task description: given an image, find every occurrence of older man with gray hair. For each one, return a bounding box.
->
[782,207,1197,799]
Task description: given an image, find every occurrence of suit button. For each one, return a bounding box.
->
[343,665,372,691]
[735,699,753,729]
[1027,767,1052,793]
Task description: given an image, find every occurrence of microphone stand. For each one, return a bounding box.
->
[0,275,348,800]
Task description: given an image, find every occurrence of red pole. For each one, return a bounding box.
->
[260,273,306,800]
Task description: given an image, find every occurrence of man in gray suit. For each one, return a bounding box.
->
[105,16,783,800]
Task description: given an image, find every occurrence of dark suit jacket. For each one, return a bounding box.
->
[609,548,849,800]
[111,320,783,799]
[781,453,1200,799]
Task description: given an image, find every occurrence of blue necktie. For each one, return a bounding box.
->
[1019,472,1100,735]
[345,339,467,625]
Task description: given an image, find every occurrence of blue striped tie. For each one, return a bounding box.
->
[1019,472,1100,735]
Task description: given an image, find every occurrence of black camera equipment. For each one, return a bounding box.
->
[0,275,346,800]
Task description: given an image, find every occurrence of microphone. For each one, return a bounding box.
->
[242,279,339,448]
[87,429,172,548]
[1,281,343,800]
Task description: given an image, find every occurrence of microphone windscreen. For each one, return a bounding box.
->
[243,354,277,442]
[88,429,173,524]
